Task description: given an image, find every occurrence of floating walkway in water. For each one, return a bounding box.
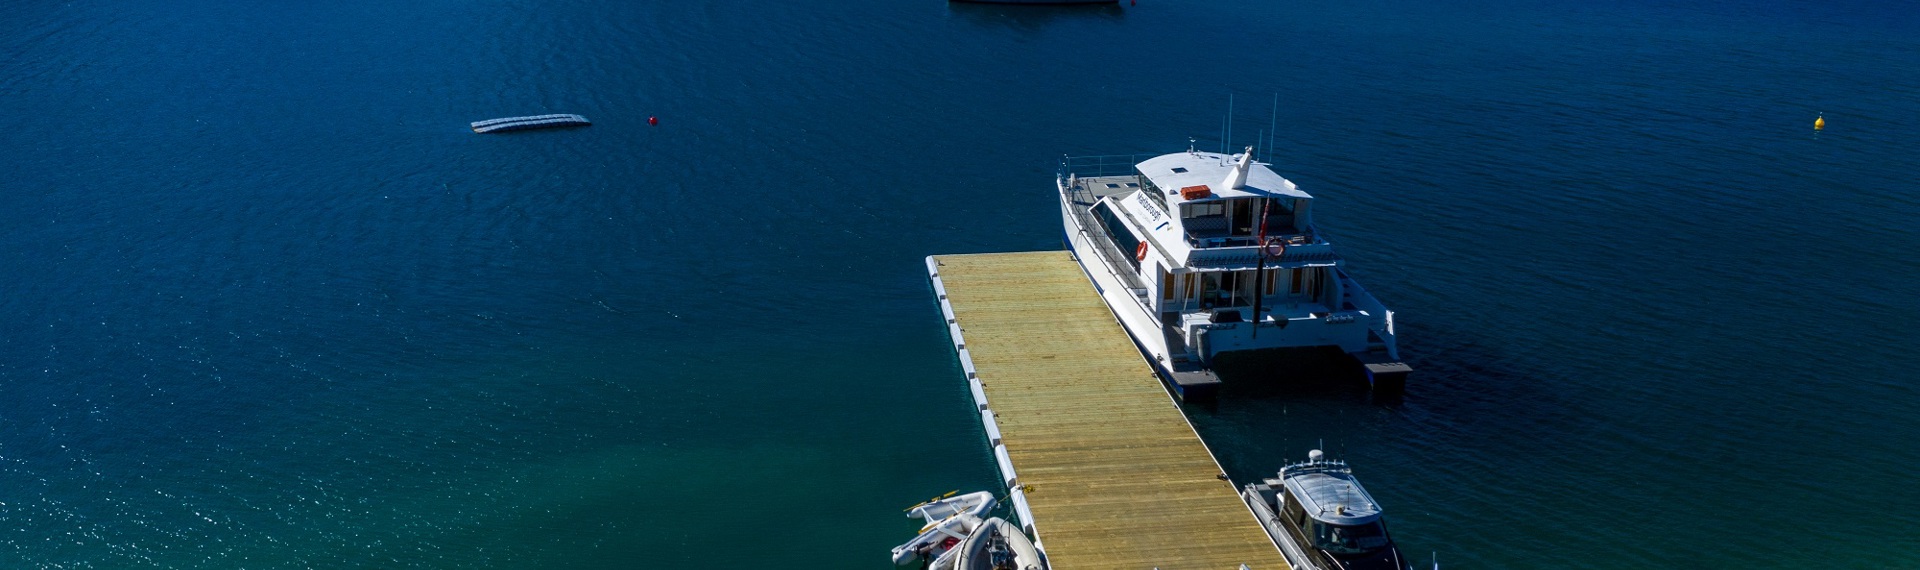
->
[926,251,1287,569]
[470,114,590,133]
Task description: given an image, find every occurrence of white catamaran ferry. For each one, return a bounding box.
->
[1058,145,1412,400]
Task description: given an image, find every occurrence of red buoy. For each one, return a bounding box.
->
[648,116,659,126]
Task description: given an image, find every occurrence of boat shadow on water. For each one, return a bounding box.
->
[1189,317,1568,409]
[1200,346,1393,404]
[945,2,1126,31]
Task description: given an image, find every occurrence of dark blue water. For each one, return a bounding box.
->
[3,0,1917,566]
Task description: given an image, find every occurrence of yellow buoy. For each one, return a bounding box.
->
[1815,114,1825,131]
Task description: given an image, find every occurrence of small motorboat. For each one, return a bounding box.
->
[951,517,1045,570]
[892,491,998,568]
[1242,450,1409,570]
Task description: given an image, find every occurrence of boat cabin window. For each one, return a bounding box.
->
[1185,202,1226,218]
[1181,201,1230,242]
[1196,271,1262,308]
[1091,202,1143,272]
[1162,268,1297,312]
[1283,492,1308,527]
[1182,197,1302,244]
[1267,199,1301,235]
[1309,520,1390,554]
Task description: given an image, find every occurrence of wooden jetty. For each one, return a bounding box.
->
[927,251,1287,570]
[470,114,590,133]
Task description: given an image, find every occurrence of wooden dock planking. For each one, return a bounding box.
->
[929,251,1286,570]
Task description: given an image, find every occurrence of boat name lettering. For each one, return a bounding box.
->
[1133,193,1165,223]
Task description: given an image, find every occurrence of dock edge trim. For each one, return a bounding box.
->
[924,255,1047,559]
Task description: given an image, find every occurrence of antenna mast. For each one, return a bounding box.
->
[1227,93,1234,159]
[1268,93,1279,164]
[1219,112,1228,156]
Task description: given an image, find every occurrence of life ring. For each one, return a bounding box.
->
[1135,242,1149,261]
[1263,237,1287,260]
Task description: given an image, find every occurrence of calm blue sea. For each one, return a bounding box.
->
[3,0,1917,567]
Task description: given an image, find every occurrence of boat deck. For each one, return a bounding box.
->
[926,251,1287,569]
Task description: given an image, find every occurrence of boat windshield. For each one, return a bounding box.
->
[1310,520,1389,554]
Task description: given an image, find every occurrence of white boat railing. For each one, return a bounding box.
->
[1080,226,1142,284]
[1060,153,1155,179]
[1337,270,1390,324]
[1063,188,1160,321]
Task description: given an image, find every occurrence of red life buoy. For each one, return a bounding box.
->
[1263,237,1287,260]
[1135,242,1149,261]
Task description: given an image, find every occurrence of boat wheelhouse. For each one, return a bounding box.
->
[1242,450,1408,570]
[1058,146,1411,400]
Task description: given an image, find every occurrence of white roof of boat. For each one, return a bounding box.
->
[1136,151,1312,206]
[1283,467,1383,526]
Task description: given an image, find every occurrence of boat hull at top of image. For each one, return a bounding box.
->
[951,0,1116,4]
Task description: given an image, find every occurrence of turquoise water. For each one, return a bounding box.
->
[3,0,1917,566]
